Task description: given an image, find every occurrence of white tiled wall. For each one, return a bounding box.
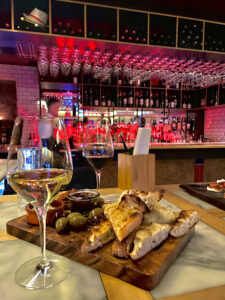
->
[0,64,40,116]
[204,106,225,140]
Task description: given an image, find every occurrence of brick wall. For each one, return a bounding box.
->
[0,64,40,116]
[204,106,225,140]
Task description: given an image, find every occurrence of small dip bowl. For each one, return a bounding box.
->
[25,199,64,225]
[68,189,101,213]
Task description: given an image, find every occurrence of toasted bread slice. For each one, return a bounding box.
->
[104,202,143,242]
[82,220,115,253]
[118,193,148,214]
[129,223,171,260]
[142,203,178,225]
[112,231,136,258]
[170,210,199,238]
[119,190,164,210]
[207,180,225,192]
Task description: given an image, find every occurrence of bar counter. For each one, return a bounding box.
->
[1,143,225,187]
[0,187,225,300]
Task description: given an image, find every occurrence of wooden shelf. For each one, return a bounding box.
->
[4,0,225,54]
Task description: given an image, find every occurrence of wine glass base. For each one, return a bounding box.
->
[15,255,70,290]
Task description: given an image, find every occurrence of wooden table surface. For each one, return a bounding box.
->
[1,186,225,300]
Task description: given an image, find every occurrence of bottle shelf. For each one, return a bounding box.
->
[3,0,225,54]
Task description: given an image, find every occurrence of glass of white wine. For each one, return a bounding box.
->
[6,116,73,289]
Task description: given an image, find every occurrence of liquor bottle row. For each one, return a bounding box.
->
[82,88,196,108]
[83,88,116,107]
[151,117,198,142]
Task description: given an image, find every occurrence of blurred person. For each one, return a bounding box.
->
[46,98,61,118]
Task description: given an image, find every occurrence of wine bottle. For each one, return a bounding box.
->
[182,118,186,132]
[89,88,93,106]
[135,90,139,107]
[123,91,127,107]
[84,89,88,106]
[150,92,154,107]
[145,91,150,108]
[139,90,144,108]
[94,89,99,106]
[118,90,122,107]
[177,117,182,131]
[174,95,177,108]
[107,97,111,107]
[101,89,106,107]
[171,117,177,131]
[155,92,159,108]
[170,96,175,108]
[128,89,134,107]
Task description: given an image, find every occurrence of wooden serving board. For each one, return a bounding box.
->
[180,183,225,210]
[7,215,194,291]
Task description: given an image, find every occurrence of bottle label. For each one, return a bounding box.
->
[94,100,99,106]
[102,101,106,106]
[145,99,149,107]
[107,100,111,106]
[123,98,127,105]
[140,99,144,105]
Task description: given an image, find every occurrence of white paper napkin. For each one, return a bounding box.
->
[133,128,151,155]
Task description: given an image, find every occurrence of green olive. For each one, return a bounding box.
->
[89,207,104,219]
[67,212,82,221]
[55,217,70,234]
[94,197,104,207]
[69,215,87,230]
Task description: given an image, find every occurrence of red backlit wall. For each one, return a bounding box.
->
[204,106,225,141]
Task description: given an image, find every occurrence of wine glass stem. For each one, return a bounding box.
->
[36,207,50,268]
[96,170,101,192]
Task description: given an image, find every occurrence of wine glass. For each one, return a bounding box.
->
[82,120,114,192]
[6,116,73,289]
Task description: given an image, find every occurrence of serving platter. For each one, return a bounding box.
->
[6,215,194,290]
[180,183,225,210]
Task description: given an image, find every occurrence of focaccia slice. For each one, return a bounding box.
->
[170,210,199,238]
[119,189,164,210]
[129,223,171,260]
[142,203,178,225]
[104,202,143,242]
[82,220,115,253]
[112,231,136,258]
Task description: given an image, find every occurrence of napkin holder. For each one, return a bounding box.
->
[118,153,155,191]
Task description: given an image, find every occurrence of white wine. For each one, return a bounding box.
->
[9,169,72,207]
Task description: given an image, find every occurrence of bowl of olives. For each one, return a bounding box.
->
[68,189,103,213]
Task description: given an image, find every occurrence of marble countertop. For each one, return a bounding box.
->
[0,190,225,300]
